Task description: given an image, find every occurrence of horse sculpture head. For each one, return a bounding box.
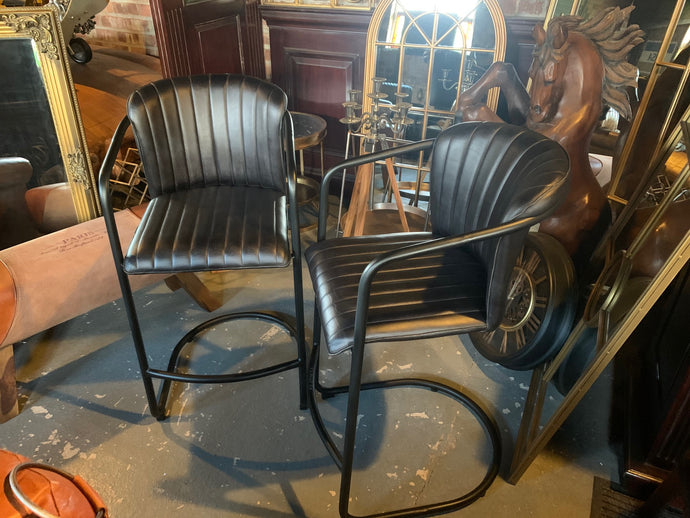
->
[528,19,571,123]
[527,7,644,127]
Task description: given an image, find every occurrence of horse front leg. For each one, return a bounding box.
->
[455,62,531,124]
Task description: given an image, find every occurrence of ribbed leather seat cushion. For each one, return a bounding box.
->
[306,233,488,355]
[124,185,289,274]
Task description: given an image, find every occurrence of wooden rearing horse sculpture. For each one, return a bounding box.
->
[456,7,644,259]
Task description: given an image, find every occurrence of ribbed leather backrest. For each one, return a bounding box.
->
[430,122,570,328]
[127,74,289,197]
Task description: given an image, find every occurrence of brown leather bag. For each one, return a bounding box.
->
[1,450,108,517]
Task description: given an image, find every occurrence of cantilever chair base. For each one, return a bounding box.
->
[146,311,306,420]
[307,340,502,518]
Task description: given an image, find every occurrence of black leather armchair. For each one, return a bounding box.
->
[99,74,306,420]
[306,121,570,517]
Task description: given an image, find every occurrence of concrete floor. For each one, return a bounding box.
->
[1,225,620,517]
[0,48,621,517]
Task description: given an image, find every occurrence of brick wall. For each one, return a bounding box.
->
[84,0,158,56]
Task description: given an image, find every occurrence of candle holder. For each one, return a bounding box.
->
[334,76,430,239]
[339,77,413,143]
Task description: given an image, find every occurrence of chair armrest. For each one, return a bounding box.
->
[283,111,303,266]
[98,116,132,265]
[351,215,541,347]
[363,215,538,277]
[317,138,434,241]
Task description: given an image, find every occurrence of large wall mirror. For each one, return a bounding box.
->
[363,0,506,143]
[0,6,99,249]
[345,0,505,218]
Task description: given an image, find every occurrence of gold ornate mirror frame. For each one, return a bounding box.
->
[0,5,99,222]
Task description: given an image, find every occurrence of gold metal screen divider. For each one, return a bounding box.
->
[607,0,687,202]
[509,227,690,483]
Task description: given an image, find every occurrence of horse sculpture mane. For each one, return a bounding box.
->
[530,7,643,123]
[557,6,644,120]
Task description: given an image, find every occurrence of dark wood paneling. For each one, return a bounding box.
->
[151,0,265,79]
[241,0,267,78]
[618,263,690,499]
[187,13,243,74]
[261,7,372,175]
[284,52,356,117]
[505,17,539,85]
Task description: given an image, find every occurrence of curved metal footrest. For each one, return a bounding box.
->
[308,355,502,517]
[150,310,303,419]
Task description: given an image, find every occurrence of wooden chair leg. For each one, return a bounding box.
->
[353,163,373,237]
[0,345,19,423]
[165,273,223,312]
[384,158,410,232]
[343,162,373,237]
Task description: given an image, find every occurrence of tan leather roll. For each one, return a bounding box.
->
[0,262,16,347]
[0,207,164,348]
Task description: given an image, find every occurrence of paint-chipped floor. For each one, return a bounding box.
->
[1,221,619,517]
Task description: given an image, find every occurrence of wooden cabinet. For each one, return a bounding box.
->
[618,263,690,498]
[150,0,266,79]
[261,6,372,177]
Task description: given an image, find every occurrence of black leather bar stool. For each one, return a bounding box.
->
[305,122,571,517]
[98,74,307,420]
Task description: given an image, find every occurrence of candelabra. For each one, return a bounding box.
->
[335,77,424,237]
[339,77,413,151]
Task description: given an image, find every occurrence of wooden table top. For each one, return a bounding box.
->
[291,111,327,151]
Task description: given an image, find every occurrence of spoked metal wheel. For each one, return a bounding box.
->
[470,232,578,370]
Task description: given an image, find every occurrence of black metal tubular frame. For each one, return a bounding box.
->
[305,145,548,517]
[99,114,307,421]
[151,310,303,413]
